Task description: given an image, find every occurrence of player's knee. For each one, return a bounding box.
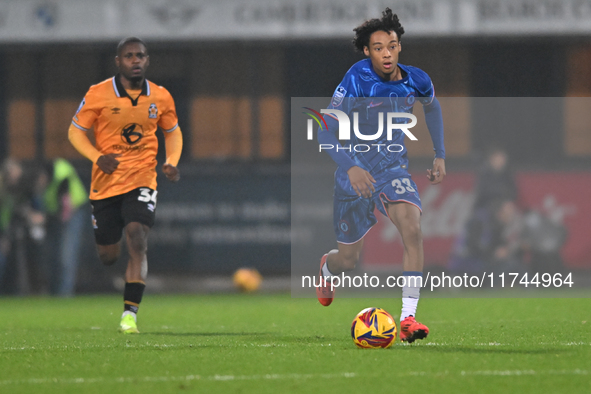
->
[403,223,423,245]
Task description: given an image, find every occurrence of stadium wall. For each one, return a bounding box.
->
[1,39,591,167]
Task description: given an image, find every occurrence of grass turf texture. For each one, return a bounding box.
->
[0,294,590,393]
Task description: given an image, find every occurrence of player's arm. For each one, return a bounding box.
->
[68,124,101,164]
[68,94,120,175]
[414,67,446,184]
[318,114,376,198]
[158,90,183,182]
[162,126,182,182]
[423,98,446,184]
[318,79,375,198]
[415,71,444,184]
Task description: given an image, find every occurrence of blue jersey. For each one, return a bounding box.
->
[318,59,444,194]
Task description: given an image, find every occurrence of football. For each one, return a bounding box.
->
[232,268,263,292]
[351,307,397,348]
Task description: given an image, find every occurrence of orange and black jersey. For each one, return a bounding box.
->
[71,75,179,200]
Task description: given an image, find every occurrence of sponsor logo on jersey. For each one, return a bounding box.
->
[121,123,144,144]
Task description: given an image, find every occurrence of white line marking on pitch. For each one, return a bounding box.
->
[460,369,589,376]
[0,370,588,386]
[0,372,358,386]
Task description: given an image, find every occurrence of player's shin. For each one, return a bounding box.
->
[123,281,146,315]
[399,271,429,342]
[119,281,145,333]
[400,271,422,320]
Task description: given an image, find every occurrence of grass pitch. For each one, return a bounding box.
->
[1,293,590,393]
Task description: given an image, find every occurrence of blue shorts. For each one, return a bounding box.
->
[333,175,422,244]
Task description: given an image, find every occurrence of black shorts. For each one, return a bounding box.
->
[90,187,157,245]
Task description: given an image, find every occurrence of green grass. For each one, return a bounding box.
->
[0,294,590,393]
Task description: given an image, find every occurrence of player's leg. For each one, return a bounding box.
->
[91,196,137,332]
[326,239,365,273]
[316,240,364,306]
[118,222,149,334]
[386,201,429,343]
[124,222,149,283]
[96,242,121,266]
[118,188,157,334]
[91,195,125,266]
[387,202,423,272]
[317,194,376,306]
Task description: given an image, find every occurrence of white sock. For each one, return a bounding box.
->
[122,311,137,322]
[321,260,335,278]
[321,250,339,278]
[401,298,419,320]
[401,271,422,320]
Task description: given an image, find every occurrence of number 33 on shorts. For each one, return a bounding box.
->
[391,178,416,194]
[138,188,158,212]
[380,177,422,211]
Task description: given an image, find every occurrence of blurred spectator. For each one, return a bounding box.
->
[489,200,524,273]
[0,165,11,287]
[522,203,567,274]
[0,158,46,294]
[449,199,525,275]
[473,147,518,211]
[450,147,522,276]
[40,158,89,296]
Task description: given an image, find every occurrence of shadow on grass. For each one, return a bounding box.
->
[144,332,346,344]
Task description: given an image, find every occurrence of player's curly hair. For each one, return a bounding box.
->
[117,37,148,56]
[352,8,404,52]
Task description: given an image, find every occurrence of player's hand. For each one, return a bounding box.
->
[347,166,376,198]
[162,163,180,182]
[96,154,121,174]
[427,158,446,185]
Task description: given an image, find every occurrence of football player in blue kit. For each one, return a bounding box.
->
[315,8,446,343]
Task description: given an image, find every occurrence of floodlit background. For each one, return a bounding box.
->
[0,0,590,295]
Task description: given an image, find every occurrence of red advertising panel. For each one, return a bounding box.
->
[516,173,591,268]
[362,172,591,270]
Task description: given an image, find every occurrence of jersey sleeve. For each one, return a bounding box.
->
[157,87,179,133]
[72,87,100,131]
[410,66,435,106]
[327,68,359,113]
[423,97,445,159]
[163,126,183,166]
[68,123,102,163]
[408,66,445,158]
[317,70,359,172]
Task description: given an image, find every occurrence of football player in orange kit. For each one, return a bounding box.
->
[69,37,183,333]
